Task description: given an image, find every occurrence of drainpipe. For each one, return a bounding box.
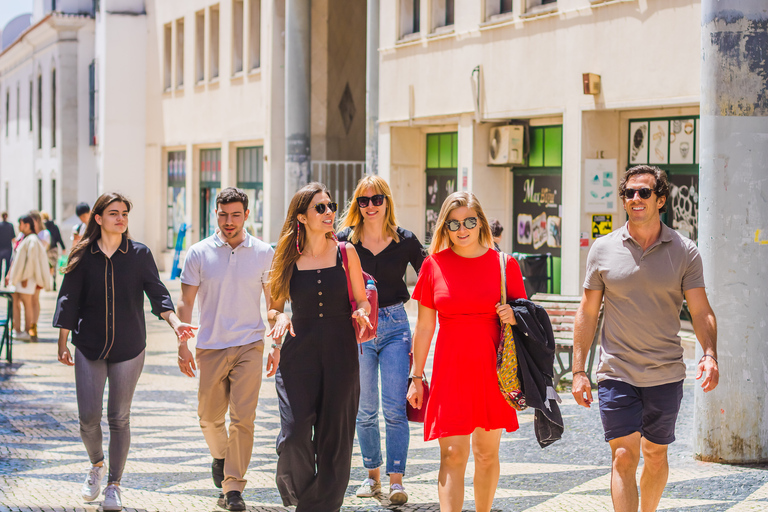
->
[285,0,311,203]
[365,0,379,175]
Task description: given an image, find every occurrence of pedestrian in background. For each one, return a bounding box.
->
[53,192,195,512]
[42,211,66,290]
[572,165,719,512]
[490,218,503,252]
[407,192,526,512]
[0,212,15,280]
[267,182,372,512]
[177,187,274,512]
[71,202,91,247]
[337,175,425,505]
[28,210,49,340]
[7,215,50,341]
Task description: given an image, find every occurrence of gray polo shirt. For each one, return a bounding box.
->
[181,232,274,350]
[584,222,705,387]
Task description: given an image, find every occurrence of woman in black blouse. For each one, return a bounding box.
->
[53,193,195,512]
[337,175,425,505]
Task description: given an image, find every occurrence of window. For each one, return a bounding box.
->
[176,18,184,87]
[432,0,454,30]
[37,74,42,149]
[88,60,97,146]
[5,90,8,137]
[425,132,458,244]
[200,148,221,238]
[163,23,172,90]
[486,0,513,18]
[236,146,264,238]
[167,151,187,249]
[29,81,32,132]
[209,5,220,79]
[52,179,57,219]
[527,125,562,167]
[195,10,205,82]
[399,0,420,38]
[16,84,19,136]
[51,69,56,148]
[38,179,43,211]
[248,0,260,70]
[232,0,244,74]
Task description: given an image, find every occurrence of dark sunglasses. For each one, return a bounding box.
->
[312,202,338,214]
[446,217,478,232]
[623,187,654,200]
[357,194,386,208]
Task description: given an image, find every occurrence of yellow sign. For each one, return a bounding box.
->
[592,214,612,239]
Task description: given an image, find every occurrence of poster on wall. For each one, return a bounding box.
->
[425,172,457,245]
[669,119,695,164]
[513,173,561,256]
[649,120,669,164]
[669,174,699,241]
[167,186,186,249]
[592,214,613,239]
[629,121,649,164]
[584,159,617,212]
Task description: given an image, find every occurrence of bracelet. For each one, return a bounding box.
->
[700,354,718,365]
[573,370,588,377]
[410,375,423,380]
[271,343,282,350]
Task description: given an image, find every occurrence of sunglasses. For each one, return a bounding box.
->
[357,194,385,208]
[312,202,338,214]
[446,217,478,232]
[623,187,654,200]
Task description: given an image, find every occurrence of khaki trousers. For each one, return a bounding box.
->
[197,341,263,493]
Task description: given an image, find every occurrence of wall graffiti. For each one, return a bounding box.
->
[670,177,698,241]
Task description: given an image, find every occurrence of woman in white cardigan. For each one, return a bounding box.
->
[7,215,51,341]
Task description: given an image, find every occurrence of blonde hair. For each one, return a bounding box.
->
[429,191,493,255]
[270,183,334,303]
[338,175,400,244]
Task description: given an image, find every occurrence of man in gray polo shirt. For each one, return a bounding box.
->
[572,165,719,512]
[177,187,274,512]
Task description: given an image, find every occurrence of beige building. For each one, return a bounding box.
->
[377,0,701,294]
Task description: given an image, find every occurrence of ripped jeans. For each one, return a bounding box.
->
[356,303,411,475]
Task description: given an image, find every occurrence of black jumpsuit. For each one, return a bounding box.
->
[275,247,360,511]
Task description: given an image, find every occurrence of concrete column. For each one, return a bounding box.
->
[285,0,311,204]
[365,0,379,175]
[695,0,768,463]
[560,105,582,295]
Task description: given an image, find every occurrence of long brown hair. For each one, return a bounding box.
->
[64,192,133,273]
[270,183,334,302]
[430,191,493,255]
[337,175,400,244]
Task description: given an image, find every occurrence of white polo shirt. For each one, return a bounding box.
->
[181,231,274,350]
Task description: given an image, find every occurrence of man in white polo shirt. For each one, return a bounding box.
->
[177,187,274,512]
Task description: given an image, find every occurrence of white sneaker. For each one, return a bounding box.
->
[388,483,408,505]
[355,478,381,498]
[102,483,122,511]
[81,464,105,501]
[13,331,30,341]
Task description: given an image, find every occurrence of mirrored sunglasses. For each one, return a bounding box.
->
[446,217,478,232]
[313,202,338,214]
[357,194,386,208]
[623,187,653,200]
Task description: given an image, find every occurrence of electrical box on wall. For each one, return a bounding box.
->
[489,125,525,166]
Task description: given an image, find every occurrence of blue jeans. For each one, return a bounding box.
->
[356,303,411,475]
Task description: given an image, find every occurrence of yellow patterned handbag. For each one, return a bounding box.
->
[496,251,527,411]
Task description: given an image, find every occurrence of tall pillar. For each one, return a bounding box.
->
[695,0,768,463]
[285,0,311,204]
[365,0,379,175]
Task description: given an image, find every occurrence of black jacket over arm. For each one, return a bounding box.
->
[510,298,564,448]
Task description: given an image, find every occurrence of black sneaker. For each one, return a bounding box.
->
[225,490,246,511]
[212,458,225,489]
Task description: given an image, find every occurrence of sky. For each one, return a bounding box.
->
[0,0,34,30]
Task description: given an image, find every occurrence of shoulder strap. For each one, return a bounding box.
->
[339,242,355,305]
[499,251,507,305]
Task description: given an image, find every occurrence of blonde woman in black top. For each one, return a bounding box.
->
[54,193,196,511]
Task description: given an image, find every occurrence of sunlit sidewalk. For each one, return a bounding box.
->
[0,279,766,512]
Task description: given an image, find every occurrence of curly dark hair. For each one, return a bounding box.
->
[216,187,249,211]
[619,165,670,214]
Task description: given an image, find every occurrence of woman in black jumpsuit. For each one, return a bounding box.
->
[266,182,373,511]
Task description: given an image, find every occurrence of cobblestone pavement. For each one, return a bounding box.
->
[1,277,766,512]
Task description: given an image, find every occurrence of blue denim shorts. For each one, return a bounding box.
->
[597,379,684,445]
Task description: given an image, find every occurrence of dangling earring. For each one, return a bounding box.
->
[296,221,302,255]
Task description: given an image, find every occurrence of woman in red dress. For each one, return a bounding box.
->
[407,191,526,512]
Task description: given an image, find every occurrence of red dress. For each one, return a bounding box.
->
[412,248,527,441]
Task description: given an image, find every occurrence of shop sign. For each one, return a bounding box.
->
[513,174,561,256]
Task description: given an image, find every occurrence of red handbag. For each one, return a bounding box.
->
[406,353,430,423]
[339,242,379,344]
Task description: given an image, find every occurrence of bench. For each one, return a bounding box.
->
[531,293,604,388]
[0,290,14,363]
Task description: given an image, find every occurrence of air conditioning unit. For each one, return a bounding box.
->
[489,125,525,166]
